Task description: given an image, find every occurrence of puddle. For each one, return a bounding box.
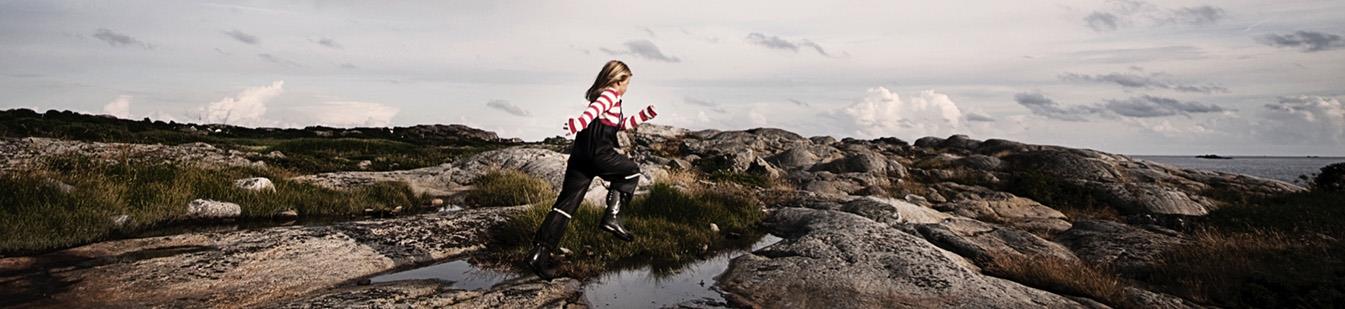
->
[368,259,512,290]
[582,234,782,308]
[364,234,783,307]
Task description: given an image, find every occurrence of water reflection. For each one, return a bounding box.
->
[582,234,782,308]
[369,260,511,290]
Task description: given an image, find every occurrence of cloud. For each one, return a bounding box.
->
[1102,95,1226,118]
[486,99,530,117]
[1060,71,1228,93]
[1083,1,1225,31]
[787,99,809,107]
[1015,92,1226,120]
[1014,92,1101,121]
[600,40,680,63]
[1257,31,1345,52]
[839,87,969,138]
[1168,6,1225,26]
[684,97,727,113]
[964,111,996,122]
[1260,96,1345,145]
[1084,12,1121,31]
[745,32,840,57]
[201,81,284,125]
[102,95,132,118]
[316,37,342,49]
[224,29,259,45]
[258,53,303,67]
[293,101,400,127]
[92,28,151,49]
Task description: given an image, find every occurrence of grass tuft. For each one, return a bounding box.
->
[462,170,556,207]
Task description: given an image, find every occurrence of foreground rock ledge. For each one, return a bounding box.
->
[718,207,1088,308]
[0,207,537,308]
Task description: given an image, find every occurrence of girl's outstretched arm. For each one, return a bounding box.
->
[564,89,621,135]
[620,105,658,131]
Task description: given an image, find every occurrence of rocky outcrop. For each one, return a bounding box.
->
[0,207,519,308]
[0,137,263,172]
[718,207,1088,308]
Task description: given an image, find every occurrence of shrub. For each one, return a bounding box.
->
[1313,162,1345,192]
[463,170,556,207]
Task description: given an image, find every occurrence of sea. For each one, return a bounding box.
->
[1131,155,1345,184]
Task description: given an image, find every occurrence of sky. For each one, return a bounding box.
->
[1,0,1343,156]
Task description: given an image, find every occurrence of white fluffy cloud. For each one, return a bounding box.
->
[201,81,284,126]
[102,95,132,119]
[1260,96,1345,145]
[290,101,400,127]
[839,87,969,139]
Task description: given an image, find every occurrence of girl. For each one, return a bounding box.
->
[527,60,658,278]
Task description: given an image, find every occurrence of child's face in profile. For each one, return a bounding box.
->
[614,78,630,95]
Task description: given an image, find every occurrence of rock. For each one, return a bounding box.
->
[709,223,720,233]
[110,214,131,228]
[937,193,1071,233]
[1055,220,1188,270]
[291,164,456,196]
[718,208,1086,308]
[745,157,782,178]
[914,136,946,148]
[940,134,982,150]
[839,196,951,226]
[766,147,820,170]
[431,198,445,206]
[45,178,76,193]
[809,136,836,145]
[186,199,241,219]
[356,160,373,170]
[276,209,299,219]
[916,217,1080,268]
[276,278,582,308]
[957,154,1002,171]
[233,177,275,192]
[456,147,569,189]
[0,207,519,307]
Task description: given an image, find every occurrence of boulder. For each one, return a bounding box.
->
[913,136,945,148]
[940,134,982,150]
[840,196,951,226]
[186,199,241,219]
[1055,220,1188,270]
[718,208,1086,308]
[766,147,820,170]
[233,177,275,192]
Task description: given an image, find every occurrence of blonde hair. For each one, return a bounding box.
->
[585,60,632,102]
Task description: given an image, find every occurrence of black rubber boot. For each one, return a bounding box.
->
[525,242,556,280]
[600,190,635,241]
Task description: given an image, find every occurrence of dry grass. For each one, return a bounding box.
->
[1133,228,1344,307]
[985,253,1129,307]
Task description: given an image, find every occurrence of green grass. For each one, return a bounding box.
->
[0,155,426,255]
[256,138,467,173]
[490,182,766,278]
[463,170,556,207]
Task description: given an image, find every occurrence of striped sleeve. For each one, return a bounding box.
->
[621,105,658,131]
[567,89,620,134]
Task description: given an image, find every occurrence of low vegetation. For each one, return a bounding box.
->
[463,170,556,207]
[0,155,425,255]
[985,253,1128,307]
[489,174,766,278]
[1131,189,1345,308]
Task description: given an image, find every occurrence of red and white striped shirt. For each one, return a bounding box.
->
[566,88,658,134]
